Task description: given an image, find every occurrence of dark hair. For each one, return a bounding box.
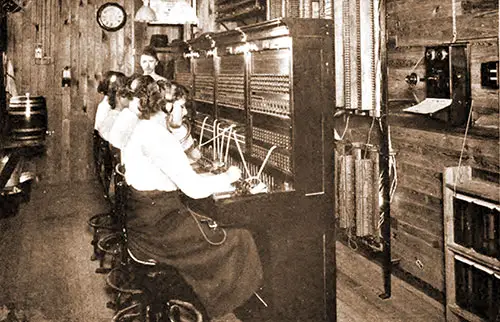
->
[156,79,173,100]
[172,82,194,118]
[157,81,188,101]
[97,71,127,109]
[171,82,188,101]
[156,80,194,117]
[118,73,143,100]
[129,75,164,120]
[141,45,159,61]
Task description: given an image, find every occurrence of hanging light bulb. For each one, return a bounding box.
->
[135,0,157,23]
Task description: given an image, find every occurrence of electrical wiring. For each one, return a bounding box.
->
[231,130,277,194]
[377,119,398,230]
[199,124,234,148]
[212,120,218,160]
[241,145,277,194]
[198,116,209,146]
[224,125,233,165]
[451,0,457,43]
[363,116,376,159]
[453,100,474,196]
[256,145,277,179]
[233,131,251,178]
[338,114,351,141]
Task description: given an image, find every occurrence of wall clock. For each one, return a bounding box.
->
[96,2,127,32]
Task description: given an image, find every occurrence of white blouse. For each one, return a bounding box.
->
[122,112,234,199]
[99,109,120,142]
[108,108,139,149]
[94,97,111,132]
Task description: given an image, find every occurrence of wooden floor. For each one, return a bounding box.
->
[336,242,444,322]
[0,181,445,321]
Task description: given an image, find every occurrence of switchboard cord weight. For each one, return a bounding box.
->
[187,206,227,246]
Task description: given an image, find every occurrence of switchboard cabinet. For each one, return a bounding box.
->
[173,19,336,322]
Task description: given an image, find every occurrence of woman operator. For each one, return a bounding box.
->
[93,71,128,192]
[94,71,128,137]
[121,75,263,322]
[107,73,142,150]
[157,80,201,163]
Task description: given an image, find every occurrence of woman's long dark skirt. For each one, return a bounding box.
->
[125,188,263,318]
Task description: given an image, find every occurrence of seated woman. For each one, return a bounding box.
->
[158,80,201,163]
[94,71,127,136]
[107,73,143,150]
[121,75,263,322]
[93,71,128,191]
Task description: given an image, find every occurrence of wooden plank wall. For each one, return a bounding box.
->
[389,126,498,292]
[5,0,138,185]
[387,0,499,120]
[345,0,498,295]
[383,0,499,293]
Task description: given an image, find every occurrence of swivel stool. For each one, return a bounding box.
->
[88,145,123,272]
[101,169,206,321]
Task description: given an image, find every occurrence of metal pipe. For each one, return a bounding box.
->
[378,0,392,300]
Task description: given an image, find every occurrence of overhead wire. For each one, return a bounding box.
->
[453,100,474,195]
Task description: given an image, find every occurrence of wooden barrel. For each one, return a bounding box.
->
[7,95,47,145]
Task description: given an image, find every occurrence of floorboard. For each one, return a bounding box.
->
[336,241,445,322]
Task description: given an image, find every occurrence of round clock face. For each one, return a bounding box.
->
[97,3,127,32]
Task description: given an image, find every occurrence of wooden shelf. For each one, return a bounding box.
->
[448,243,500,272]
[388,101,500,140]
[446,179,500,205]
[215,0,265,23]
[448,304,485,322]
[216,5,265,23]
[154,46,176,54]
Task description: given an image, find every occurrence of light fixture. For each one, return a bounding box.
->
[134,0,157,23]
[168,1,198,25]
[149,0,198,25]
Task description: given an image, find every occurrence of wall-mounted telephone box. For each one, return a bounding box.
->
[405,43,471,126]
[426,43,471,125]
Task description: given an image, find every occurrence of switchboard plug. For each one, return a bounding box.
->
[210,160,226,172]
[209,161,226,174]
[245,177,268,195]
[249,182,267,195]
[200,219,219,230]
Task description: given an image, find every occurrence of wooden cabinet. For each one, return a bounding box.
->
[443,166,500,321]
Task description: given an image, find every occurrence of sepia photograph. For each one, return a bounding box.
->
[0,0,498,321]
